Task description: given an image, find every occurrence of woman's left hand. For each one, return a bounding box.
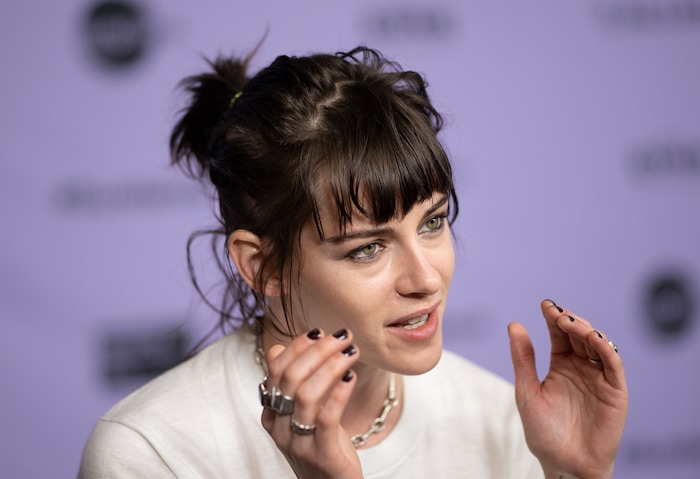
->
[508,299,629,479]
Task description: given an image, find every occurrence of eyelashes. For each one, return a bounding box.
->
[345,211,449,262]
[347,241,385,261]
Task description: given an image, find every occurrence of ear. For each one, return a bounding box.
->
[227,230,281,297]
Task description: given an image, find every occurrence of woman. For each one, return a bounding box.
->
[78,46,628,478]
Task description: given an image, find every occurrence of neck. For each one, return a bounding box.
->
[343,363,402,448]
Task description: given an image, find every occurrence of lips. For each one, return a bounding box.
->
[386,305,440,343]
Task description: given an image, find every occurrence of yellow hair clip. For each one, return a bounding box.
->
[229,91,243,108]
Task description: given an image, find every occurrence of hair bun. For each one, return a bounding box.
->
[170,55,251,179]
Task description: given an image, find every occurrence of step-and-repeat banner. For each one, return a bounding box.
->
[1,1,698,477]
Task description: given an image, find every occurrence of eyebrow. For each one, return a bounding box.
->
[325,195,449,244]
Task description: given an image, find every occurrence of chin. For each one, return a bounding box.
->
[391,340,444,376]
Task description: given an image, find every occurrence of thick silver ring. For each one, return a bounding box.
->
[291,416,316,435]
[608,341,619,353]
[258,378,294,415]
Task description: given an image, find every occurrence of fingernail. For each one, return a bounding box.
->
[342,345,357,357]
[547,299,564,313]
[333,329,348,340]
[342,370,354,382]
[306,328,322,340]
[568,315,575,322]
[593,329,603,339]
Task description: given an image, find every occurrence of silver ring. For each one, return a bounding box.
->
[291,416,316,435]
[588,357,603,366]
[608,341,619,353]
[258,378,294,415]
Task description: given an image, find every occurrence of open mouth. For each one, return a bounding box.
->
[391,314,429,330]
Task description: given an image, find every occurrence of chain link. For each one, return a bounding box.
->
[350,373,398,448]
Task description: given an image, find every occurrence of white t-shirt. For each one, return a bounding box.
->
[78,329,543,478]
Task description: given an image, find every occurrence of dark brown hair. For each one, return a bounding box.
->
[170,46,458,339]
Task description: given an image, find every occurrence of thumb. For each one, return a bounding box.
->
[266,343,286,365]
[508,322,540,408]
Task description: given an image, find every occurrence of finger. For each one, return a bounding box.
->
[508,322,540,409]
[293,344,359,416]
[265,328,327,384]
[554,311,626,388]
[275,329,354,398]
[542,299,593,359]
[284,344,360,443]
[267,330,355,444]
[261,329,326,435]
[584,329,606,363]
[553,308,608,363]
[554,312,595,359]
[288,368,357,455]
[261,405,276,433]
[261,344,291,434]
[314,370,356,446]
[267,343,287,364]
[541,299,576,355]
[587,329,626,389]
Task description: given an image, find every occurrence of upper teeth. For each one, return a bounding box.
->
[402,314,428,329]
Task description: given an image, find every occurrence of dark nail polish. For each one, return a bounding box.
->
[547,299,563,313]
[333,329,348,340]
[342,370,354,382]
[306,328,322,340]
[593,329,603,339]
[568,315,575,322]
[342,345,357,357]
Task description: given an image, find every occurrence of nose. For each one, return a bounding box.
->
[395,243,442,297]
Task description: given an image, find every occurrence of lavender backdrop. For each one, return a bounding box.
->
[1,1,698,478]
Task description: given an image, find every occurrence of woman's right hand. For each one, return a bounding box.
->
[261,328,363,479]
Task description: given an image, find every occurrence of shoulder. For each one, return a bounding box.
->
[103,328,256,424]
[78,417,177,478]
[79,329,264,475]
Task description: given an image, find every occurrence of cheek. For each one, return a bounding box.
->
[296,265,391,320]
[445,245,456,280]
[434,237,455,281]
[296,267,357,312]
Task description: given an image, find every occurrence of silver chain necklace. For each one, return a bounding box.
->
[254,334,400,449]
[349,372,398,448]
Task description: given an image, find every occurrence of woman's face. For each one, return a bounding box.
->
[275,192,455,376]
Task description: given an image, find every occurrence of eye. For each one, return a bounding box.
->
[424,213,448,232]
[426,216,442,231]
[348,242,383,261]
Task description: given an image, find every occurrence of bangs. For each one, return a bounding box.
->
[304,91,457,239]
[274,52,460,241]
